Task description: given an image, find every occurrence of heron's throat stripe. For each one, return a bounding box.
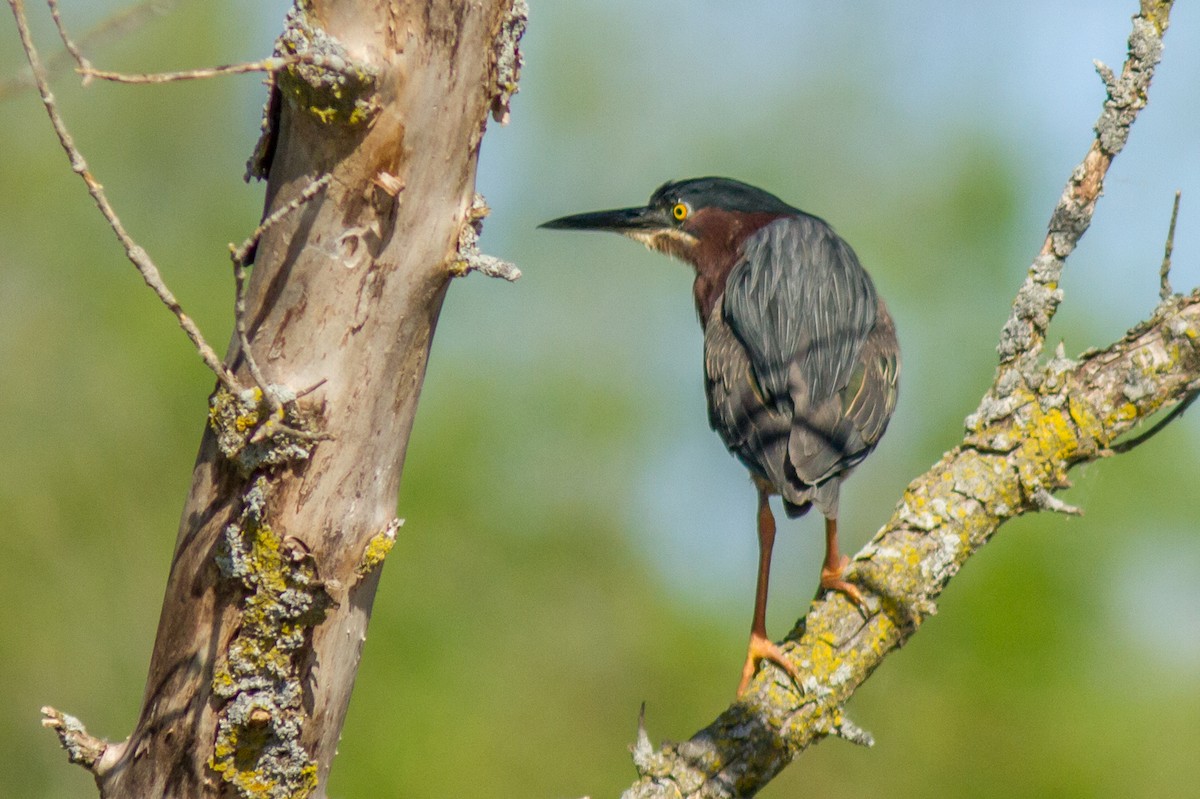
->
[623,227,698,259]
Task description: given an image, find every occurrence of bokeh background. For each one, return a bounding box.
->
[3,2,1199,797]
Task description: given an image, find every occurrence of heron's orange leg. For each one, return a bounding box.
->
[737,488,802,696]
[819,516,866,609]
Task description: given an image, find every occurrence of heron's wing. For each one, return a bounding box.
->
[841,301,900,449]
[724,216,877,404]
[723,216,896,493]
[704,303,793,494]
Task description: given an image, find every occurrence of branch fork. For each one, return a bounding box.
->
[622,4,1191,797]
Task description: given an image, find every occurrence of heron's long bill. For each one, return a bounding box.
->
[540,205,668,233]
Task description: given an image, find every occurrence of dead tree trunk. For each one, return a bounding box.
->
[39,2,527,796]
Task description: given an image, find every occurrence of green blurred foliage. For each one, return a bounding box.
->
[2,2,1198,799]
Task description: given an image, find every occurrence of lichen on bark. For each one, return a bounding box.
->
[210,475,332,799]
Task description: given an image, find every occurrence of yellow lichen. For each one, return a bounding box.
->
[211,476,327,799]
[309,105,337,124]
[356,529,396,576]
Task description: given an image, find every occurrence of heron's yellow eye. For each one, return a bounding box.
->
[672,202,689,221]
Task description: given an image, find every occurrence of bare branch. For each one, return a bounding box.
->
[6,0,236,389]
[622,4,1187,797]
[79,53,342,85]
[58,3,529,792]
[995,7,1167,369]
[0,0,176,99]
[47,0,92,78]
[1161,190,1182,300]
[230,172,332,399]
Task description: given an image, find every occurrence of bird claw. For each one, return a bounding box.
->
[738,631,802,696]
[820,555,867,611]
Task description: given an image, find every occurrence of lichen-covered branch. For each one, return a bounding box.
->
[995,1,1169,370]
[487,0,528,124]
[40,707,107,772]
[209,476,329,798]
[625,291,1200,799]
[622,3,1188,797]
[450,194,522,281]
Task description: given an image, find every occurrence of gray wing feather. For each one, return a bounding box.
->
[724,216,878,407]
[712,216,898,516]
[704,305,793,493]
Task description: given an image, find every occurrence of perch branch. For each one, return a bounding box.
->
[623,290,1200,799]
[622,3,1185,797]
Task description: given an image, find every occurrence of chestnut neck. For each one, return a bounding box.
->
[685,209,788,324]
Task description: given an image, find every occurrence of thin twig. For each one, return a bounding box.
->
[230,173,331,395]
[0,0,176,100]
[1160,190,1182,300]
[8,0,237,389]
[46,0,92,79]
[231,261,267,394]
[83,58,289,84]
[294,378,327,400]
[35,1,338,90]
[80,51,344,85]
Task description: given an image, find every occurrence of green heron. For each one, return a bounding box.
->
[542,177,899,695]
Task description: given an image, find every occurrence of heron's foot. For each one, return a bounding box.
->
[737,631,802,696]
[820,555,867,610]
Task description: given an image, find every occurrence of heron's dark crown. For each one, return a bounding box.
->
[649,177,799,216]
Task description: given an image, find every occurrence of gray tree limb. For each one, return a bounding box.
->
[622,2,1192,797]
